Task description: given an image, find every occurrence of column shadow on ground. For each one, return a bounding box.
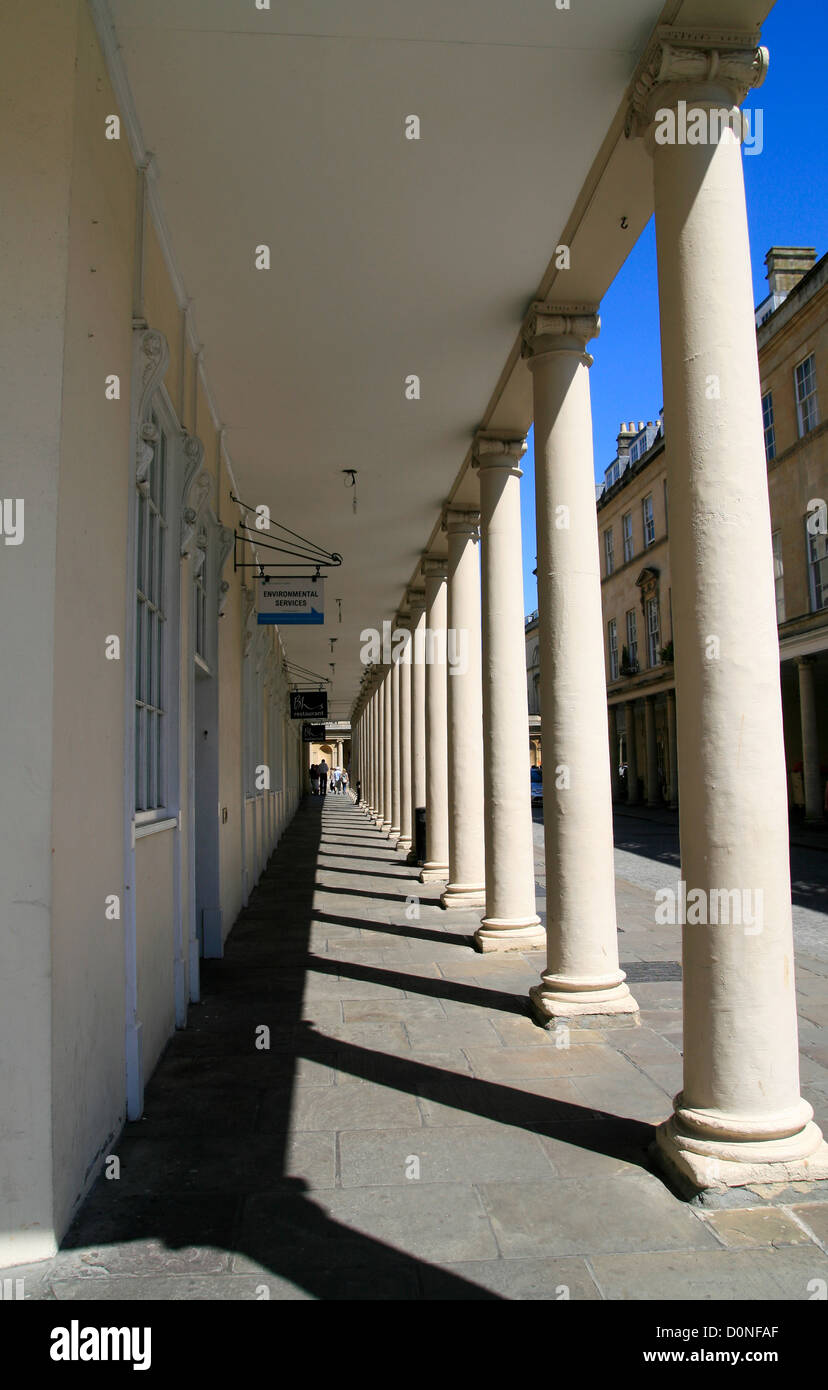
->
[55,797,657,1301]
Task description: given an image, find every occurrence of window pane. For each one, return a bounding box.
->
[136,598,144,701]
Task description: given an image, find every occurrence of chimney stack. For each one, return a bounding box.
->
[765,246,817,298]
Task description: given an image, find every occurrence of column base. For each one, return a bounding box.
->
[654,1103,828,1194]
[396,836,412,853]
[529,975,640,1027]
[475,917,546,952]
[419,861,449,883]
[389,823,400,839]
[441,882,486,909]
[380,819,392,834]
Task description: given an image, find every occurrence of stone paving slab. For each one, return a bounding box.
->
[15,795,828,1301]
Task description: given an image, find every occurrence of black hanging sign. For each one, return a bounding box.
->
[290,691,328,720]
[302,722,326,743]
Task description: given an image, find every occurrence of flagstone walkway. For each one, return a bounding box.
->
[11,795,828,1300]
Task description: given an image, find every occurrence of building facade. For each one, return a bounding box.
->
[597,247,827,817]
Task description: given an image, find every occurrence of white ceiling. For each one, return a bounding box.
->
[105,0,767,716]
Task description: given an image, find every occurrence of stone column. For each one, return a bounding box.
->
[441,510,486,908]
[522,303,638,1024]
[798,657,823,822]
[397,616,413,853]
[626,700,640,806]
[420,560,450,882]
[645,695,660,807]
[633,31,828,1187]
[408,590,427,865]
[367,689,376,815]
[382,665,393,834]
[666,687,678,809]
[374,675,385,826]
[390,652,401,838]
[608,705,622,801]
[473,435,544,950]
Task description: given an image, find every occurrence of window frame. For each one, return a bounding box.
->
[626,608,638,671]
[604,526,615,576]
[134,406,175,821]
[642,494,655,549]
[806,520,828,613]
[762,390,776,462]
[771,529,785,623]
[795,353,819,438]
[646,596,661,668]
[622,511,634,563]
[608,617,619,681]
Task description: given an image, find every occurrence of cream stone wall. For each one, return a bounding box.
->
[49,0,136,1237]
[0,0,81,1264]
[0,0,304,1264]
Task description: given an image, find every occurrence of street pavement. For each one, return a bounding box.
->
[8,795,828,1301]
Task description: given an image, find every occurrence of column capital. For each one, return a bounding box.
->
[521,302,600,366]
[626,26,768,138]
[797,654,818,669]
[472,432,527,476]
[406,586,426,614]
[422,556,448,580]
[441,507,480,537]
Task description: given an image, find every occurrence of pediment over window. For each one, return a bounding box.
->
[635,565,660,612]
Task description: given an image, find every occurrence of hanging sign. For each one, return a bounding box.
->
[257,577,324,625]
[302,722,326,743]
[290,691,328,720]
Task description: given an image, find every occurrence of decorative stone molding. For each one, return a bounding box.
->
[625,27,769,138]
[635,565,660,618]
[442,507,480,537]
[217,525,234,615]
[406,586,426,613]
[422,556,448,579]
[132,327,169,484]
[180,432,208,555]
[521,303,600,363]
[241,585,256,656]
[472,433,527,474]
[192,526,208,580]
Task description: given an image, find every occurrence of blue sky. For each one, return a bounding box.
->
[520,0,827,614]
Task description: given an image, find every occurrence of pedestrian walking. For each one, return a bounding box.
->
[318,757,328,796]
[309,762,318,795]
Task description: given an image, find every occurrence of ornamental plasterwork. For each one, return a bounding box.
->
[472,433,527,471]
[521,304,600,358]
[132,327,169,484]
[625,27,768,137]
[217,525,234,615]
[636,565,660,617]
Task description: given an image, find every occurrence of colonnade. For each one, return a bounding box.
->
[612,689,678,809]
[351,31,828,1192]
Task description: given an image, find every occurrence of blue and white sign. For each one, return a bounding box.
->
[257,577,324,625]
